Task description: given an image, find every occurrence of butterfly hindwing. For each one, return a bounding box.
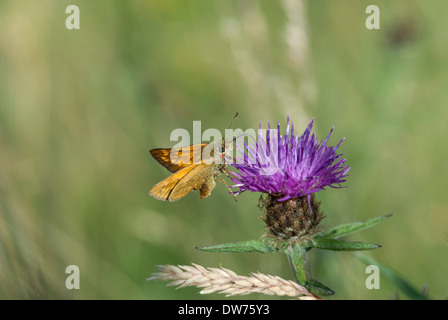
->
[149,163,216,201]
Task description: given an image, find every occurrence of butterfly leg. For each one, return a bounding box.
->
[216,174,237,202]
[222,166,233,178]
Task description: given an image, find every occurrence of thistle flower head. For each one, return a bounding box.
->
[231,117,350,201]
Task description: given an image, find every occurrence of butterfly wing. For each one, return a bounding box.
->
[150,144,208,173]
[149,163,216,201]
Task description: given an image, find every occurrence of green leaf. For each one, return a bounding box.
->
[316,214,393,239]
[284,245,308,285]
[195,240,276,254]
[304,238,382,251]
[356,254,428,300]
[305,279,335,296]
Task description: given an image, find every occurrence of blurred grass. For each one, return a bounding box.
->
[0,0,447,299]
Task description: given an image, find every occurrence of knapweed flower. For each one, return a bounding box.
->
[231,117,350,239]
[231,117,349,201]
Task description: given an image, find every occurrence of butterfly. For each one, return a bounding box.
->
[148,115,238,202]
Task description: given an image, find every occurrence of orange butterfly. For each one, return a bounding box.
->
[149,115,238,202]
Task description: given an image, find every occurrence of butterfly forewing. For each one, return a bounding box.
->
[150,144,208,173]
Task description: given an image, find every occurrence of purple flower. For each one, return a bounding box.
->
[230,118,350,201]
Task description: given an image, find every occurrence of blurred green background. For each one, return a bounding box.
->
[1,0,447,300]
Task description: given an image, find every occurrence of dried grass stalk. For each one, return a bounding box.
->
[149,263,320,300]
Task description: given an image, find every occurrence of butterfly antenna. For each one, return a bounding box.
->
[232,132,257,144]
[227,112,239,129]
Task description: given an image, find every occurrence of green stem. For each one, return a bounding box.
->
[285,244,310,285]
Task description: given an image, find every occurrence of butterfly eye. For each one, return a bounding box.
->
[218,145,225,153]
